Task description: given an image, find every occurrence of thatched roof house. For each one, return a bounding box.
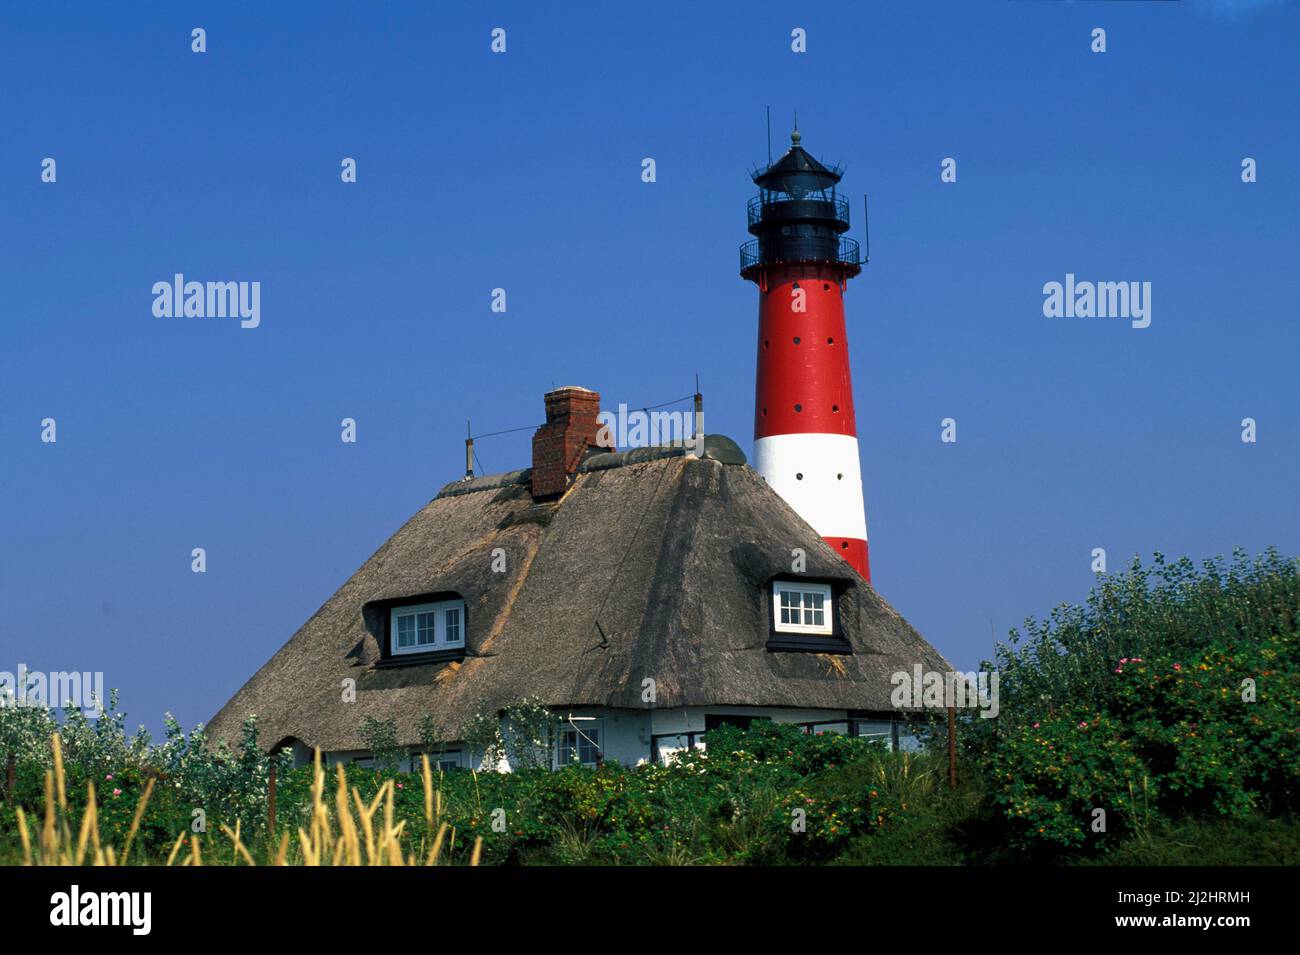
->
[208,387,949,769]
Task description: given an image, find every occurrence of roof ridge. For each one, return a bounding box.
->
[435,434,747,499]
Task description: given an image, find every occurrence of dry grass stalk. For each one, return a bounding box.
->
[12,735,480,867]
[17,733,155,866]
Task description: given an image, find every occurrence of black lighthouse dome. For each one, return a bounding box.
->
[741,129,862,281]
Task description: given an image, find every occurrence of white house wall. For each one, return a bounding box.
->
[311,705,916,771]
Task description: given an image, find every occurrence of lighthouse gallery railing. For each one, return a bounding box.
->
[739,235,862,272]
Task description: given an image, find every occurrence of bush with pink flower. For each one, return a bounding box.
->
[970,550,1299,852]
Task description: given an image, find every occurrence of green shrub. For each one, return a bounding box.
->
[988,707,1157,849]
[1,550,1293,866]
[1110,632,1299,818]
[971,550,1299,851]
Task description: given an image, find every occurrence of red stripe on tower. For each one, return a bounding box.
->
[741,128,871,581]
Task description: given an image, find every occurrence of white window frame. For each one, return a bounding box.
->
[390,598,466,656]
[772,581,833,635]
[434,752,461,772]
[555,721,604,768]
[409,751,461,773]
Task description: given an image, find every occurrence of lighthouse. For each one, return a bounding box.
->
[740,129,871,581]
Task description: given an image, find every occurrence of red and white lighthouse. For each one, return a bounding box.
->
[741,129,871,581]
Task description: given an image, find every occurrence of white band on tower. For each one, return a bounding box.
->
[753,433,868,542]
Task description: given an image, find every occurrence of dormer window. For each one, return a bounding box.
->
[767,579,850,653]
[773,582,832,634]
[389,598,465,657]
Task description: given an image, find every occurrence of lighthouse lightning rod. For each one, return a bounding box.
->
[862,194,870,263]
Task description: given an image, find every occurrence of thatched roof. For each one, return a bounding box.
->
[207,437,948,752]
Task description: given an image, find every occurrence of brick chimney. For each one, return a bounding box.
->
[531,386,605,498]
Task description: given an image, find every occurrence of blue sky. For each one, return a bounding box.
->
[2,1,1297,735]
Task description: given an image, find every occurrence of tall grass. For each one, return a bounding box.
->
[13,734,480,866]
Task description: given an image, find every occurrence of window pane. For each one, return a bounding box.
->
[807,592,825,627]
[444,607,461,644]
[397,614,415,647]
[780,588,801,626]
[558,730,576,764]
[415,612,435,644]
[557,727,599,766]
